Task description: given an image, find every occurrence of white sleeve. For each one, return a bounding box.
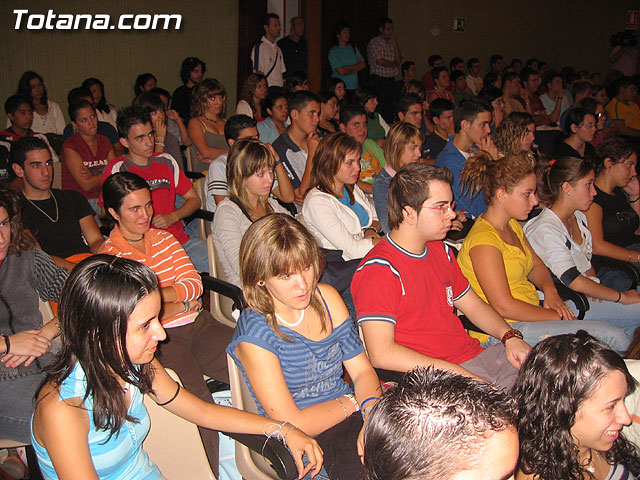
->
[524,217,585,286]
[50,101,66,135]
[211,201,245,286]
[235,100,253,117]
[379,115,390,136]
[302,191,374,261]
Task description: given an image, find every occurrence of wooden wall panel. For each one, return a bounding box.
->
[0,0,238,125]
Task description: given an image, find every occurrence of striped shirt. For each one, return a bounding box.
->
[227,306,363,416]
[31,362,164,480]
[101,226,202,328]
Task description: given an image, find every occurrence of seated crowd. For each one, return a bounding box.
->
[2,11,640,480]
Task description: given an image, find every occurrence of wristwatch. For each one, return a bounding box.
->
[183,300,190,313]
[501,329,523,345]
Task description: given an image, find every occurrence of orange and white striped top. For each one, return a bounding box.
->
[101,225,203,328]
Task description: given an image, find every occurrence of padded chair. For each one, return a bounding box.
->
[205,234,239,326]
[227,355,300,480]
[193,177,212,241]
[144,369,215,480]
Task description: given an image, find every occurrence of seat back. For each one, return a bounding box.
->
[194,177,210,241]
[143,369,216,480]
[52,161,62,190]
[206,234,237,328]
[227,354,280,480]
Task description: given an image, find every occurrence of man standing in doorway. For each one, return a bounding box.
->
[251,13,287,87]
[367,17,403,123]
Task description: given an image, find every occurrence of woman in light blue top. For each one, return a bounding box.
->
[328,23,365,93]
[31,255,322,479]
[257,90,288,145]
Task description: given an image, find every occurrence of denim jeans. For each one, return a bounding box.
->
[300,454,330,480]
[483,318,631,352]
[1,371,47,443]
[183,237,209,273]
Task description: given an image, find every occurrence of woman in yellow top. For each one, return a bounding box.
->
[456,151,630,351]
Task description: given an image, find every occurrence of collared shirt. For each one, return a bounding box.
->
[367,35,399,78]
[251,36,286,87]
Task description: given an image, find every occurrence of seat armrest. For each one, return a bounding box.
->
[552,282,590,319]
[222,432,298,480]
[200,274,247,311]
[185,171,205,180]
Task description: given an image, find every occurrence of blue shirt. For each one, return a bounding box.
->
[31,362,163,480]
[227,307,363,415]
[339,187,369,227]
[328,45,364,90]
[435,141,487,218]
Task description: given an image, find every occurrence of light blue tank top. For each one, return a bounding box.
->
[31,362,164,479]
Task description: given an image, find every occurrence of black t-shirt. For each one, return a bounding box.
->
[19,189,95,258]
[422,132,448,160]
[552,140,595,164]
[171,85,194,123]
[593,185,640,248]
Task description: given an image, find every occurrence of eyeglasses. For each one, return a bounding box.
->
[595,112,606,119]
[580,122,597,129]
[418,201,456,214]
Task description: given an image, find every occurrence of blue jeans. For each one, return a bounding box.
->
[300,454,330,480]
[577,298,640,340]
[0,371,47,443]
[483,319,631,352]
[183,237,208,273]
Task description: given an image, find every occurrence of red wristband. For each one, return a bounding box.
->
[501,329,523,345]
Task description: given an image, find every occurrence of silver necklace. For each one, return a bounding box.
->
[275,308,306,328]
[24,191,59,223]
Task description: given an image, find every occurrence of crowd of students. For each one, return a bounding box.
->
[1,10,640,480]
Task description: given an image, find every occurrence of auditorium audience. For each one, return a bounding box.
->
[317,91,340,138]
[62,99,115,214]
[134,73,158,97]
[133,91,182,164]
[256,90,288,144]
[15,71,65,135]
[235,73,268,120]
[212,138,291,287]
[458,151,630,351]
[302,132,380,261]
[188,78,228,172]
[82,77,118,128]
[228,213,381,479]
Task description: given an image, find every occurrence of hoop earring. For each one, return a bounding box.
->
[257,281,265,287]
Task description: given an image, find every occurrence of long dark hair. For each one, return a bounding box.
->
[513,331,640,480]
[102,172,151,229]
[17,71,46,106]
[82,78,111,114]
[40,255,159,437]
[535,156,594,206]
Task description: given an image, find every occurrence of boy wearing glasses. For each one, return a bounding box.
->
[351,163,531,389]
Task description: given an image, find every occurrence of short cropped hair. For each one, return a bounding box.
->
[387,163,452,230]
[10,136,49,169]
[339,104,367,126]
[4,95,30,116]
[429,98,455,119]
[116,105,150,139]
[453,98,491,133]
[396,93,422,116]
[401,61,415,76]
[288,90,319,113]
[467,57,480,70]
[427,55,442,68]
[377,17,393,30]
[224,114,257,142]
[364,367,515,480]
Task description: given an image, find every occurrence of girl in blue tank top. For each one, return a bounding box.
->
[31,254,322,479]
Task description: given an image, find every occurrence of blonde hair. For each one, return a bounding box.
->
[383,122,425,171]
[227,138,276,220]
[461,151,534,204]
[191,78,227,118]
[494,112,535,156]
[240,214,327,340]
